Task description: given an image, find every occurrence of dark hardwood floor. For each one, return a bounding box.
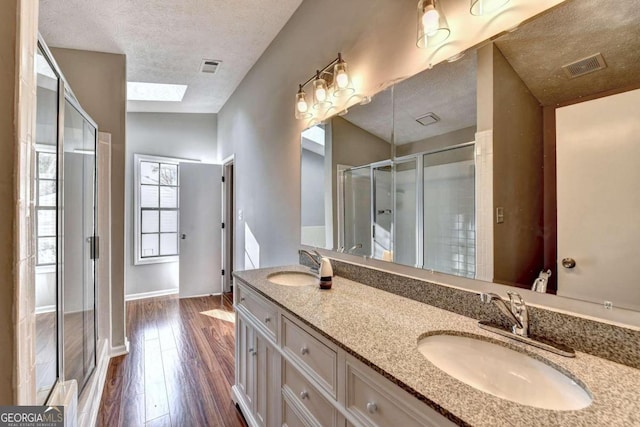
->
[97,294,246,427]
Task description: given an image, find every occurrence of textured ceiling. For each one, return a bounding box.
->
[343,52,477,146]
[38,0,303,113]
[392,51,477,145]
[495,0,640,106]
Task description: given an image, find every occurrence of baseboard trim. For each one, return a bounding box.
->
[179,292,222,299]
[35,305,56,314]
[125,288,178,301]
[110,337,130,357]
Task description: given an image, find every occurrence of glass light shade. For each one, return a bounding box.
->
[333,61,355,96]
[295,89,312,120]
[313,77,332,110]
[470,0,510,16]
[416,0,450,49]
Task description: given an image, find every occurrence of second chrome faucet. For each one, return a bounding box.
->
[479,291,575,357]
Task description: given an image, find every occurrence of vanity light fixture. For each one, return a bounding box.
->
[295,52,358,120]
[333,53,355,97]
[470,0,510,16]
[416,0,450,49]
[295,85,312,120]
[312,70,331,110]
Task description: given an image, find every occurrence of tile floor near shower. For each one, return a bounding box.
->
[97,294,246,427]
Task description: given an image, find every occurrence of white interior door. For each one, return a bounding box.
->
[179,163,222,298]
[556,88,640,310]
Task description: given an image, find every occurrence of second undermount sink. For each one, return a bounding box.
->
[418,334,592,411]
[267,271,319,287]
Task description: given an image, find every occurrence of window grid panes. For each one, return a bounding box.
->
[139,161,179,259]
[36,151,57,266]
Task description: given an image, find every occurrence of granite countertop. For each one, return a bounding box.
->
[234,266,640,426]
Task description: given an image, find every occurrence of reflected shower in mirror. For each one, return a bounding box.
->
[300,0,640,311]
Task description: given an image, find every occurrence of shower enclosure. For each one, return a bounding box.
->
[34,38,98,404]
[340,143,475,278]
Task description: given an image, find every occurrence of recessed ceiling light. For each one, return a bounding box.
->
[127,82,188,102]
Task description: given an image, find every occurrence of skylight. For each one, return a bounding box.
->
[301,125,325,146]
[127,82,188,102]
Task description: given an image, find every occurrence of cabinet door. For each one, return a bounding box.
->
[237,316,255,409]
[255,332,279,427]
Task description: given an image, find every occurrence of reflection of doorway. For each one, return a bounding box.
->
[222,155,235,293]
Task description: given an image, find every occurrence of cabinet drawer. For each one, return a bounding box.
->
[282,316,337,397]
[282,396,308,427]
[345,357,454,427]
[283,361,339,427]
[236,285,278,340]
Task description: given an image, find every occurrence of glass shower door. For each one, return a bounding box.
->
[423,145,476,278]
[372,165,393,261]
[63,100,97,391]
[342,167,371,256]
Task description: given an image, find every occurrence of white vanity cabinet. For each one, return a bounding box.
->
[233,281,454,427]
[234,286,281,427]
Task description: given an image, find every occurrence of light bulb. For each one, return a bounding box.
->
[422,6,440,36]
[315,87,327,102]
[297,99,308,113]
[336,70,349,89]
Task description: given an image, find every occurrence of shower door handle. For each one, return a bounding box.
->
[88,236,99,260]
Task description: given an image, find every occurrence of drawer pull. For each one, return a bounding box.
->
[300,346,309,355]
[299,390,309,400]
[366,402,378,414]
[240,297,246,302]
[264,317,271,323]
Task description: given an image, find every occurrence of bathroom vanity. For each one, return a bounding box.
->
[232,265,640,427]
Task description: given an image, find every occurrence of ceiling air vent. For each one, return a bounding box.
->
[416,112,440,127]
[200,59,222,74]
[562,53,606,79]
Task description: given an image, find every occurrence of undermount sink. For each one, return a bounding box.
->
[267,271,319,287]
[417,334,592,411]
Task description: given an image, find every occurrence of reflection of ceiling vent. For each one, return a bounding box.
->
[200,59,222,74]
[416,112,440,126]
[562,53,606,79]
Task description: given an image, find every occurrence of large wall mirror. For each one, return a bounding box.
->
[300,0,640,311]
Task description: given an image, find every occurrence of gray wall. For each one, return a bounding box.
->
[491,45,544,288]
[126,112,218,296]
[216,0,421,271]
[51,47,128,348]
[0,0,17,404]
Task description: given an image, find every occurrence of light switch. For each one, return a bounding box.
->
[496,207,504,224]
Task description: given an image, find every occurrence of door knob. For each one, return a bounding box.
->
[562,258,576,269]
[180,234,186,240]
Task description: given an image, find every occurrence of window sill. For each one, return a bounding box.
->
[134,255,178,266]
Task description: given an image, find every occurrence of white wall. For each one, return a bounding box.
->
[216,0,565,273]
[125,112,217,297]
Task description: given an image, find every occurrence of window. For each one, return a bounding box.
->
[36,150,57,266]
[134,155,180,264]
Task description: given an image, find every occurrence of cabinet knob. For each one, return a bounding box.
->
[299,390,309,400]
[366,402,377,414]
[248,347,255,356]
[300,346,309,355]
[264,317,271,323]
[562,258,576,269]
[240,297,246,302]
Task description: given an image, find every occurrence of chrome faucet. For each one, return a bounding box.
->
[298,249,322,274]
[337,243,362,254]
[480,292,529,337]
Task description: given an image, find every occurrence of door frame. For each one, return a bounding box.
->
[222,154,235,293]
